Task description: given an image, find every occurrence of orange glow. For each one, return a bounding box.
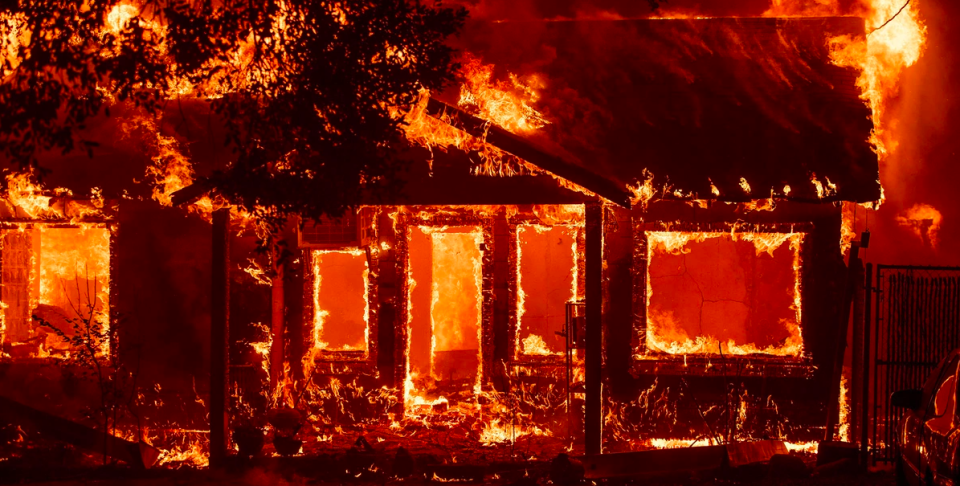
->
[6,173,51,218]
[838,372,851,442]
[479,418,548,445]
[764,0,926,159]
[519,334,555,357]
[896,203,942,249]
[401,52,550,178]
[643,230,804,357]
[307,249,369,356]
[785,441,819,454]
[0,172,113,358]
[457,54,548,134]
[516,224,577,357]
[429,231,483,385]
[1,223,111,358]
[827,0,926,159]
[156,433,209,468]
[645,438,713,449]
[38,225,111,328]
[405,225,484,409]
[627,170,656,208]
[841,202,858,255]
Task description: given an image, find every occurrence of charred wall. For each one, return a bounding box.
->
[115,201,213,392]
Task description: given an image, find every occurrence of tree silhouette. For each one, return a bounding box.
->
[0,1,467,228]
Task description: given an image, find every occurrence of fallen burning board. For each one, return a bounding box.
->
[0,395,160,468]
[581,440,788,479]
[726,440,789,468]
[581,445,727,479]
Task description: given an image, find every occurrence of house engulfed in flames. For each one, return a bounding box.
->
[0,16,879,462]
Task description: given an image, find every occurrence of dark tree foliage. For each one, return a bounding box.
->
[0,0,467,228]
[0,0,169,163]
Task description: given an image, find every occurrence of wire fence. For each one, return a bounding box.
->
[871,265,960,463]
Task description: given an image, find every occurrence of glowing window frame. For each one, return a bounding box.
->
[303,247,378,363]
[508,219,585,362]
[632,221,811,362]
[0,221,116,361]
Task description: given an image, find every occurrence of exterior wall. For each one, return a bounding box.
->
[602,201,846,448]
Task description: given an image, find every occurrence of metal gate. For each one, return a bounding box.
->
[871,265,960,463]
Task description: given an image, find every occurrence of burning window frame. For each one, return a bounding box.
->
[507,210,585,363]
[301,248,378,363]
[394,207,496,406]
[300,208,380,369]
[630,220,815,375]
[0,197,117,361]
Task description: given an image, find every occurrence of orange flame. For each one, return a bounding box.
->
[896,203,942,249]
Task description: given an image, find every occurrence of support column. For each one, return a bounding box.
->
[209,208,230,467]
[585,202,603,455]
[861,263,874,467]
[270,241,285,391]
[852,256,866,445]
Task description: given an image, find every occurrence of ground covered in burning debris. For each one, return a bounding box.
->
[0,438,896,486]
[0,462,897,486]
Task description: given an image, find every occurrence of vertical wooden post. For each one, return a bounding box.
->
[210,208,230,467]
[861,263,874,466]
[826,248,861,441]
[584,202,603,455]
[270,241,285,391]
[851,258,866,445]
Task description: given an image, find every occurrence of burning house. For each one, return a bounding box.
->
[0,7,894,470]
[285,16,878,454]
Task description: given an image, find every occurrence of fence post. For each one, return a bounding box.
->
[861,263,873,467]
[210,208,230,467]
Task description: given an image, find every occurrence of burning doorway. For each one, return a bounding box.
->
[405,225,485,405]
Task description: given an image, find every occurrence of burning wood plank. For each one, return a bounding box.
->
[423,97,634,208]
[0,395,160,468]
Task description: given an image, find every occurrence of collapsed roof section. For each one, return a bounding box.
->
[444,16,878,204]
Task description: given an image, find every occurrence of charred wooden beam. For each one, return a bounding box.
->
[424,98,633,208]
[825,248,862,441]
[851,254,867,448]
[270,242,285,390]
[0,395,160,468]
[584,202,603,455]
[171,179,214,207]
[210,208,231,467]
[582,440,788,479]
[861,263,874,467]
[582,445,727,479]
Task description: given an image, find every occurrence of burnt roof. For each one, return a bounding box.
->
[447,16,879,203]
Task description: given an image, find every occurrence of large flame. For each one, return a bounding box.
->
[306,249,369,356]
[767,0,926,176]
[0,174,112,358]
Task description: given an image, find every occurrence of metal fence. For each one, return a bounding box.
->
[871,265,960,463]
